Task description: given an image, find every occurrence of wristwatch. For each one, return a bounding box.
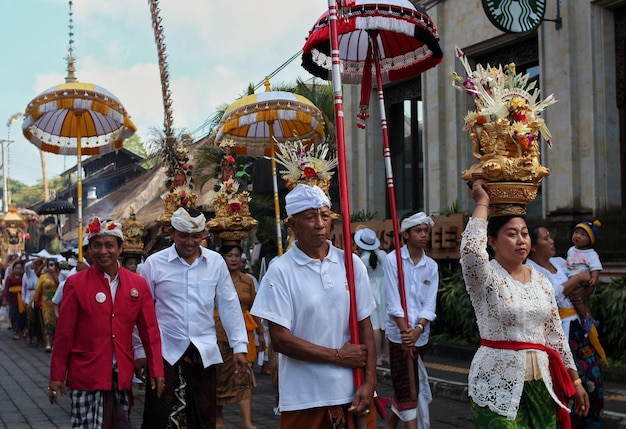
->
[416,323,425,332]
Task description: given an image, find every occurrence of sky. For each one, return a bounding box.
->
[0,0,327,186]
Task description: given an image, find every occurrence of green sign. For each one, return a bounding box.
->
[482,0,546,33]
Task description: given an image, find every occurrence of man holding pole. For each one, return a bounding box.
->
[384,212,439,429]
[251,184,377,428]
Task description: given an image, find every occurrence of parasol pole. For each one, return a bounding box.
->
[268,123,284,256]
[371,33,417,401]
[76,111,84,262]
[328,2,366,420]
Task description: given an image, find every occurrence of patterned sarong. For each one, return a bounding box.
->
[142,345,216,429]
[280,404,376,429]
[388,340,420,412]
[69,370,131,429]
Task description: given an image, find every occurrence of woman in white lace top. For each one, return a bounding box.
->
[460,180,588,428]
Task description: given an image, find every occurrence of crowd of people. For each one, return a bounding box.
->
[0,180,610,429]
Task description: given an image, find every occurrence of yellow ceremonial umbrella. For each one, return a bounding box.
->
[22,81,136,260]
[215,78,325,255]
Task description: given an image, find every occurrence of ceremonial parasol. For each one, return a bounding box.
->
[22,82,136,260]
[37,200,77,215]
[302,0,443,407]
[215,78,326,255]
[21,3,136,261]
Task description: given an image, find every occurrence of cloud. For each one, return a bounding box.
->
[4,0,328,186]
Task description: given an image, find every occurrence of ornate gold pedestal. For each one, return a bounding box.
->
[461,120,549,216]
[208,191,258,245]
[484,182,539,216]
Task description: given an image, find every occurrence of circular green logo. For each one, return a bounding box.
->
[482,0,546,33]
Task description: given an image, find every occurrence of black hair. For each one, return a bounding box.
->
[486,215,526,238]
[12,260,24,270]
[486,215,526,257]
[122,254,140,265]
[527,224,543,247]
[218,244,243,257]
[368,251,380,270]
[184,206,203,218]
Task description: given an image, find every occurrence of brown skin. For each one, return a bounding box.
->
[527,227,591,296]
[269,206,377,415]
[49,235,164,403]
[471,179,589,417]
[395,224,432,353]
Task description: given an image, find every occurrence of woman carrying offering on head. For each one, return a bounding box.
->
[460,179,588,428]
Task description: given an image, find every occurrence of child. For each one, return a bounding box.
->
[566,220,602,333]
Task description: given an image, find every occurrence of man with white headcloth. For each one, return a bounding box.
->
[251,184,378,429]
[138,206,248,429]
[48,216,164,428]
[384,211,439,429]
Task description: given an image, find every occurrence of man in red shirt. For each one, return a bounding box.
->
[49,217,164,428]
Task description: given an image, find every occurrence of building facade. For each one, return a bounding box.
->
[343,0,626,259]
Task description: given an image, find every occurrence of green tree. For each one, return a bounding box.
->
[124,134,148,158]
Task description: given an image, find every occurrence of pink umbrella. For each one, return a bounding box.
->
[303,0,443,404]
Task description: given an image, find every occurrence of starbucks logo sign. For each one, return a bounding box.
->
[482,0,546,33]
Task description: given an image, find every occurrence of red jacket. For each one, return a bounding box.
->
[50,265,164,391]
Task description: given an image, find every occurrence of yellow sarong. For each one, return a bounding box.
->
[9,285,25,313]
[559,307,608,365]
[243,310,259,363]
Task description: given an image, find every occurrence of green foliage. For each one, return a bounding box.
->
[436,200,461,216]
[431,265,479,345]
[123,134,148,158]
[350,210,378,222]
[2,176,67,208]
[588,277,626,362]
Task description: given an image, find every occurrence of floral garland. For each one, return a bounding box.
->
[452,46,557,149]
[161,185,195,208]
[274,138,337,191]
[85,217,120,235]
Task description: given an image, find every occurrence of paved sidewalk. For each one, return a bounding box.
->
[1,320,624,428]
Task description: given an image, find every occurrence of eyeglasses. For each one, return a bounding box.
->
[47,263,55,267]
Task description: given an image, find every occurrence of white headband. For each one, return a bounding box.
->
[170,207,206,233]
[285,184,331,217]
[400,212,434,232]
[85,217,124,241]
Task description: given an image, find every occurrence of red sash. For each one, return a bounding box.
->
[481,339,575,429]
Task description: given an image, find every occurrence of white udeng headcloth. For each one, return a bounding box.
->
[400,212,434,232]
[285,184,331,217]
[85,217,124,241]
[170,207,206,233]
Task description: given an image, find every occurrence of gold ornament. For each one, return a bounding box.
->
[453,46,556,215]
[121,207,145,255]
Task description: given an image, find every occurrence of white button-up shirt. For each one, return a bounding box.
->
[141,244,248,367]
[384,245,439,346]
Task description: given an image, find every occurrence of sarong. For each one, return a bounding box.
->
[470,379,556,428]
[142,345,216,429]
[568,319,604,428]
[280,404,376,429]
[388,340,420,412]
[480,339,576,429]
[69,370,131,429]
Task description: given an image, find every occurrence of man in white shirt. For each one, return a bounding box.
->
[139,206,248,429]
[52,241,92,317]
[384,212,439,429]
[251,184,377,428]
